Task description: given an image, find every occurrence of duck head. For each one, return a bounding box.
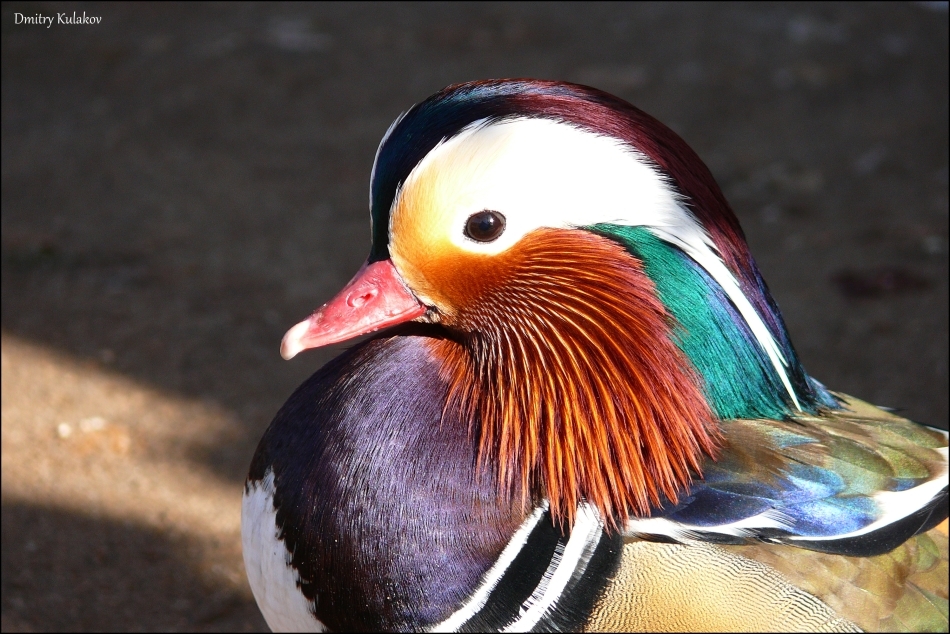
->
[280,80,835,528]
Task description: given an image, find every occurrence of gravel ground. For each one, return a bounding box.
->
[1,2,947,632]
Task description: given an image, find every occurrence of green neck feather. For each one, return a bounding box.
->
[589,224,804,420]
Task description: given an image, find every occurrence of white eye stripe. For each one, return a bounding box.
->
[395,117,683,255]
[391,117,800,409]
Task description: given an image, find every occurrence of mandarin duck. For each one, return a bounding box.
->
[242,80,949,633]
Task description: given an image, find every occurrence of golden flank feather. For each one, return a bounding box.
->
[585,539,862,632]
[584,526,947,633]
[730,529,948,632]
[587,399,949,633]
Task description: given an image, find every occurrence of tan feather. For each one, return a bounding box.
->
[584,526,947,633]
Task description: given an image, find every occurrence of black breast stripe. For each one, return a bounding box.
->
[457,510,564,633]
[530,528,623,632]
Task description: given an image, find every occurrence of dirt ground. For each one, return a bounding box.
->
[1,2,947,632]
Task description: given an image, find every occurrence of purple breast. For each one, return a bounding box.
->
[246,330,527,631]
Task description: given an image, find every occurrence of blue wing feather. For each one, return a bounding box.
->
[627,395,948,556]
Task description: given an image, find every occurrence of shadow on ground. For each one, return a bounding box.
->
[1,500,267,632]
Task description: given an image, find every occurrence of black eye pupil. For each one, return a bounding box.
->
[465,210,506,243]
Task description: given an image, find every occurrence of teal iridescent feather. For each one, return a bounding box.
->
[588,224,835,420]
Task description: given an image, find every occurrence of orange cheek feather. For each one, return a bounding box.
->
[395,221,720,530]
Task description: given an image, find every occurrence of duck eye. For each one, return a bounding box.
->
[464,210,506,243]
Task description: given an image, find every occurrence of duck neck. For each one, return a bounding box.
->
[435,228,721,529]
[589,224,837,420]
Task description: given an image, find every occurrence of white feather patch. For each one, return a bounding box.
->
[242,469,326,632]
[389,117,801,408]
[625,507,795,542]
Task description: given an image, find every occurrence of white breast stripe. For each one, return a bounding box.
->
[429,503,548,633]
[514,533,567,620]
[502,504,602,632]
[242,469,327,633]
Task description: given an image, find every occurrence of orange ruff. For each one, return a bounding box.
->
[426,229,719,530]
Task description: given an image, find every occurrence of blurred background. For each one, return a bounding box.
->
[1,2,947,631]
